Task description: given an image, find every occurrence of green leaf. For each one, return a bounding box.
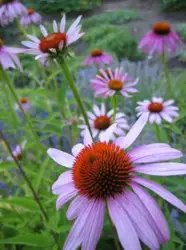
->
[0,162,15,170]
[0,197,39,212]
[0,234,54,247]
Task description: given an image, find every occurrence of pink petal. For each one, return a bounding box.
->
[83,128,93,146]
[47,148,74,168]
[52,170,73,194]
[108,197,141,250]
[121,192,160,249]
[135,162,186,176]
[134,177,186,213]
[99,123,117,143]
[82,200,105,250]
[72,143,85,157]
[56,183,78,210]
[131,183,169,243]
[114,113,149,149]
[64,199,95,250]
[129,145,182,163]
[67,195,89,220]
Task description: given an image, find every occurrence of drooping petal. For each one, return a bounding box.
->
[47,148,74,168]
[114,113,149,149]
[134,177,186,213]
[55,183,78,210]
[52,170,73,194]
[82,200,105,250]
[64,199,96,250]
[67,195,89,220]
[131,183,169,244]
[120,192,160,249]
[108,197,141,250]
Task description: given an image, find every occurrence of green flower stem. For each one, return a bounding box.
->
[155,124,161,141]
[111,95,117,122]
[0,131,60,249]
[0,75,20,126]
[161,51,173,98]
[0,66,38,142]
[16,19,27,38]
[59,57,93,138]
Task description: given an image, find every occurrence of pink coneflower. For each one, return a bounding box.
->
[0,39,24,71]
[136,97,179,124]
[47,113,186,250]
[138,21,182,56]
[91,67,138,98]
[15,97,31,112]
[22,14,84,63]
[20,8,42,27]
[0,0,27,26]
[7,141,26,161]
[79,103,129,140]
[83,49,113,67]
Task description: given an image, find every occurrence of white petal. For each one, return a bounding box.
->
[40,25,48,37]
[47,148,74,168]
[53,20,58,32]
[99,124,117,143]
[83,128,93,146]
[60,14,66,32]
[72,143,85,157]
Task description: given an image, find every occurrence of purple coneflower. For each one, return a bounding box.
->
[83,49,113,67]
[138,21,182,56]
[20,8,42,27]
[79,103,129,140]
[47,114,186,250]
[136,97,179,124]
[0,0,26,26]
[91,67,138,98]
[22,14,84,63]
[0,39,24,71]
[15,97,31,112]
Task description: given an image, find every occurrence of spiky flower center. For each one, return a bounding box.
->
[27,8,34,15]
[0,39,3,48]
[39,33,66,53]
[94,115,111,130]
[73,142,133,199]
[91,49,103,57]
[148,102,164,112]
[109,79,123,91]
[20,97,28,104]
[153,22,171,35]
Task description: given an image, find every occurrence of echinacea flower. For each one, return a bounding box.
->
[79,103,129,140]
[7,141,26,161]
[0,0,27,26]
[47,114,186,250]
[91,67,138,98]
[20,8,42,27]
[0,39,24,71]
[138,21,182,56]
[136,97,179,124]
[22,14,84,63]
[83,49,113,67]
[15,97,31,112]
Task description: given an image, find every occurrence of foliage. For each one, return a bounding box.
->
[176,23,186,41]
[83,25,145,61]
[160,0,186,10]
[83,9,140,28]
[22,0,101,13]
